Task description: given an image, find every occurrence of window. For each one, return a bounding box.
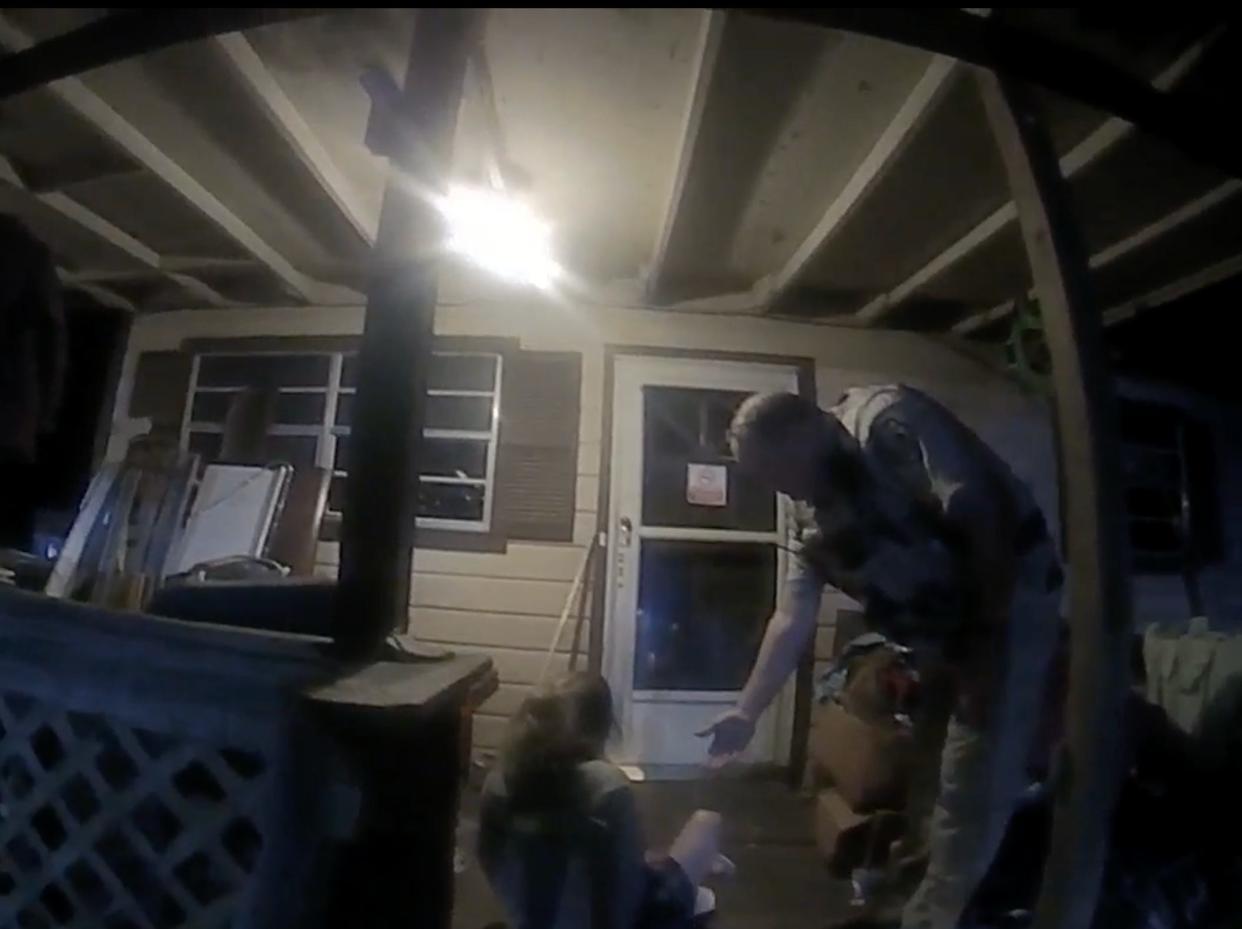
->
[1118,398,1222,573]
[331,351,503,532]
[180,348,503,534]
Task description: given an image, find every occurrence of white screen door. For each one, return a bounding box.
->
[604,355,799,772]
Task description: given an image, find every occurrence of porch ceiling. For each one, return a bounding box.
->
[0,9,1236,340]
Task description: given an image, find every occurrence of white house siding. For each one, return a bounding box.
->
[108,290,1059,754]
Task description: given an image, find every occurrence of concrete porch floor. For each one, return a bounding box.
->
[453,773,855,929]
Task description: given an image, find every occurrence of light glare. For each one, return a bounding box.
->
[438,184,560,289]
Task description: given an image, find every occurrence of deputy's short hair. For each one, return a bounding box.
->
[728,392,822,455]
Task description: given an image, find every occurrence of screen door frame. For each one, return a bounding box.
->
[602,352,807,772]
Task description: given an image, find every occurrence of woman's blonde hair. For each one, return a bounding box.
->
[500,672,615,811]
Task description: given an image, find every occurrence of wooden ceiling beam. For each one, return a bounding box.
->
[0,13,359,307]
[2,153,235,308]
[1103,251,1242,327]
[759,53,957,309]
[856,39,1210,325]
[952,177,1242,335]
[214,32,377,245]
[56,268,135,313]
[753,9,1236,178]
[0,9,323,100]
[645,9,726,300]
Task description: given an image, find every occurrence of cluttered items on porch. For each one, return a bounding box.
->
[812,625,1242,929]
[805,635,918,908]
[0,384,336,634]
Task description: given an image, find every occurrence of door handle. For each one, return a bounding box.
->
[614,516,633,588]
[618,516,633,549]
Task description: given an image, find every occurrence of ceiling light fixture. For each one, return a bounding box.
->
[437,184,561,290]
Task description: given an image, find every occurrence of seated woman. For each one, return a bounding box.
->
[478,672,728,929]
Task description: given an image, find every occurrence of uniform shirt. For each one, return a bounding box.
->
[788,385,1062,650]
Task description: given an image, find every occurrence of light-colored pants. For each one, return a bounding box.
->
[901,582,1061,929]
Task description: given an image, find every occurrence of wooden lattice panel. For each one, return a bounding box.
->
[0,691,269,929]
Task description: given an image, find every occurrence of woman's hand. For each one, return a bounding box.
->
[696,707,757,768]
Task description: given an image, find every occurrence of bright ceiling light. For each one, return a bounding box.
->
[437,184,561,289]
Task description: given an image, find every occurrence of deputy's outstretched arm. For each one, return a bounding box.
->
[699,560,822,764]
[739,566,822,718]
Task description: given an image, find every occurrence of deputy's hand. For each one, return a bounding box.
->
[696,707,756,768]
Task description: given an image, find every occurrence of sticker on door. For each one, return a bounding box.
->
[686,463,728,507]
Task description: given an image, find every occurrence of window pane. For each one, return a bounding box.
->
[335,393,493,432]
[1130,519,1181,555]
[1124,486,1180,521]
[335,436,489,480]
[266,434,319,468]
[197,354,329,388]
[274,392,326,426]
[1119,400,1180,447]
[422,437,489,479]
[335,393,354,427]
[328,473,346,513]
[418,481,485,522]
[427,395,493,432]
[342,353,498,391]
[641,386,776,531]
[341,354,358,388]
[187,431,222,463]
[430,354,497,392]
[190,391,236,424]
[633,540,776,691]
[330,474,487,524]
[1121,447,1180,486]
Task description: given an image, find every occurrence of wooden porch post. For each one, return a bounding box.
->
[977,71,1132,929]
[334,10,477,658]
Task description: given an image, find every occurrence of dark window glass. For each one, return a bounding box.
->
[641,386,775,531]
[1129,519,1182,557]
[193,388,325,426]
[328,473,346,513]
[418,481,486,522]
[421,437,489,480]
[341,354,358,389]
[197,354,329,388]
[1119,401,1180,447]
[331,475,486,523]
[1120,447,1180,486]
[633,540,776,691]
[187,431,222,463]
[335,393,354,427]
[273,392,326,426]
[1124,486,1180,521]
[336,436,488,483]
[265,434,318,468]
[427,395,493,432]
[190,392,236,424]
[343,353,497,392]
[430,354,497,392]
[1118,398,1221,572]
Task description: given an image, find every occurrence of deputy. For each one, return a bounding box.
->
[699,387,1063,929]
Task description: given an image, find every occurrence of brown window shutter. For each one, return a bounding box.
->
[495,350,582,542]
[129,351,192,439]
